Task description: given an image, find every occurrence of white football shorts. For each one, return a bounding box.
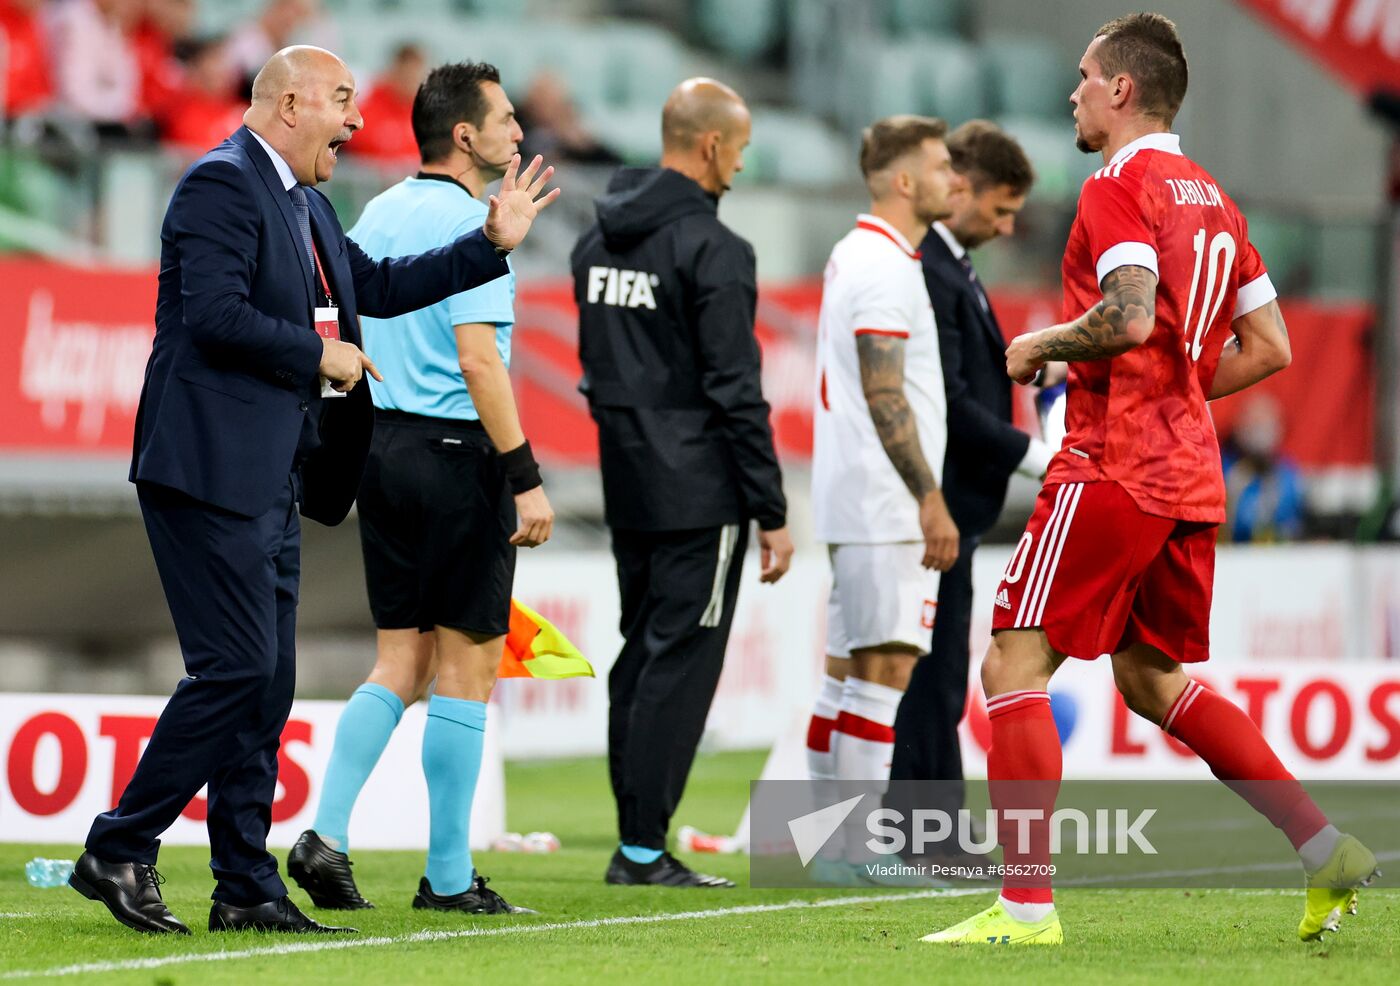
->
[825,542,941,658]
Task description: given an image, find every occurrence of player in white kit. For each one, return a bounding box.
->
[805,116,965,883]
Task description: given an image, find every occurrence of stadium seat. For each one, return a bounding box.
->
[886,0,966,37]
[1244,213,1310,295]
[913,36,989,124]
[603,23,688,114]
[1313,221,1380,300]
[981,36,1073,119]
[836,37,987,129]
[582,105,661,165]
[993,115,1095,202]
[745,108,851,187]
[0,150,84,248]
[528,25,612,117]
[195,0,262,34]
[835,41,923,129]
[695,0,783,64]
[459,0,527,18]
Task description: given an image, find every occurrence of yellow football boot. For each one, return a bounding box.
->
[920,900,1063,945]
[1298,834,1379,942]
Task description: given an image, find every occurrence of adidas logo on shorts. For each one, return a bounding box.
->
[994,587,1011,610]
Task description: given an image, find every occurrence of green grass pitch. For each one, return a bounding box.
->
[3,750,1397,984]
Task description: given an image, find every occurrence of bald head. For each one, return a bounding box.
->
[244,46,362,186]
[659,77,750,197]
[249,45,343,106]
[661,77,747,152]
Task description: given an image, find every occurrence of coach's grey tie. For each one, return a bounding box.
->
[288,184,317,281]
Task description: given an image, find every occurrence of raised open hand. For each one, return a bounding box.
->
[484,154,560,252]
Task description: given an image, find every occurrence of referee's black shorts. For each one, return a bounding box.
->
[357,409,515,635]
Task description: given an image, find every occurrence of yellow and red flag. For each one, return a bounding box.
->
[499,598,595,680]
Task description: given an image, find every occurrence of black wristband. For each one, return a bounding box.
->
[499,440,542,494]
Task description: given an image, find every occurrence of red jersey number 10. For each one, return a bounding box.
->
[1183,227,1236,362]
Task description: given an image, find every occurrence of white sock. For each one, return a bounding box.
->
[832,676,902,783]
[1298,824,1342,874]
[808,675,847,863]
[806,675,844,781]
[833,677,903,865]
[999,895,1055,923]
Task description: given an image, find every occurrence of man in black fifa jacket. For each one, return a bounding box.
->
[572,77,794,888]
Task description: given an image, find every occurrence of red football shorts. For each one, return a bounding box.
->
[990,481,1217,663]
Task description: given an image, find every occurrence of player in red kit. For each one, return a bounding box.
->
[922,13,1379,947]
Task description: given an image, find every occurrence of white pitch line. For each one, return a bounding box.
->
[0,913,39,919]
[0,887,987,981]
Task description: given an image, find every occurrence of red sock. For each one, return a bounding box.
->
[987,690,1061,905]
[1163,680,1328,850]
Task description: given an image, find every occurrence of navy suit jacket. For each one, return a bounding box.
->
[132,126,510,525]
[920,227,1030,538]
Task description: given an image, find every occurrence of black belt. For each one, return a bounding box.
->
[374,408,486,432]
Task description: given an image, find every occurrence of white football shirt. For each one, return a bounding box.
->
[812,214,947,544]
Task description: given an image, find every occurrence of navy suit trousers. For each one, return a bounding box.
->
[889,535,979,813]
[86,478,300,905]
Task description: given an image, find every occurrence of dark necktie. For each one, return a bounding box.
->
[959,254,990,313]
[287,184,317,280]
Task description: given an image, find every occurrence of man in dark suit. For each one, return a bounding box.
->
[69,45,558,936]
[888,121,1051,852]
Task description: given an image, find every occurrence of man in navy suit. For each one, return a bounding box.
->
[68,46,558,936]
[888,121,1051,856]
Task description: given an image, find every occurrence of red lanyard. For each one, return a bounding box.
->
[310,237,334,306]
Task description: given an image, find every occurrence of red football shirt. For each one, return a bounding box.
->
[1047,132,1275,523]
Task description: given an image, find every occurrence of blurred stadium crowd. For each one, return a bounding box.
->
[0,0,1394,548]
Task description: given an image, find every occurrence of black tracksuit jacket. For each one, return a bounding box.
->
[571,167,786,532]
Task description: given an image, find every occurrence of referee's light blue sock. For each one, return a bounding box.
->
[312,683,405,852]
[620,844,664,865]
[422,695,488,896]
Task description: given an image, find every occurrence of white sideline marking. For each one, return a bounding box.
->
[0,913,39,919]
[9,875,1397,979]
[0,888,984,980]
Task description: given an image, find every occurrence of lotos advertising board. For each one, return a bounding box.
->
[0,694,504,850]
[503,549,1399,779]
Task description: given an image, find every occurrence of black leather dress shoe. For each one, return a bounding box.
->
[604,850,735,888]
[412,875,536,914]
[209,895,356,933]
[69,851,191,935]
[286,829,374,910]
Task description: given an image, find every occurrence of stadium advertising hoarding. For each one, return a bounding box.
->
[1237,0,1400,97]
[0,694,504,851]
[3,550,1398,851]
[0,261,1375,469]
[504,551,1400,779]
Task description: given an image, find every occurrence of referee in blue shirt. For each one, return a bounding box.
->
[287,62,549,916]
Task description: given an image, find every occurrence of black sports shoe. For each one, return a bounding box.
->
[286,830,374,910]
[605,850,735,888]
[412,874,536,914]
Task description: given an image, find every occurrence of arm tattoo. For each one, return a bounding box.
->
[856,333,936,500]
[1029,265,1157,363]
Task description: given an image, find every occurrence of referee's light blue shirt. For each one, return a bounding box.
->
[347,174,515,421]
